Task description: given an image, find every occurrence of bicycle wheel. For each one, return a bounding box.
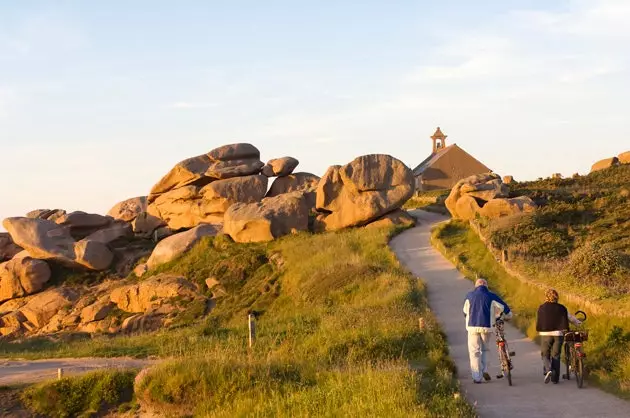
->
[564,344,571,381]
[500,347,512,386]
[576,357,584,388]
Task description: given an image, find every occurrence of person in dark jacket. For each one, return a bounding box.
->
[463,278,512,383]
[536,288,582,384]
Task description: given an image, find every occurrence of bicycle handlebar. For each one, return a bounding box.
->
[574,310,587,322]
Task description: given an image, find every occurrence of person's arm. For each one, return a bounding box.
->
[492,294,513,319]
[463,298,470,317]
[568,313,582,326]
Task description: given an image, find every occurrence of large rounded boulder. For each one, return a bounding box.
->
[224,191,311,242]
[590,157,619,173]
[261,157,299,177]
[146,224,223,269]
[0,257,51,303]
[314,155,415,231]
[480,196,537,219]
[2,217,114,271]
[107,197,148,222]
[266,172,320,197]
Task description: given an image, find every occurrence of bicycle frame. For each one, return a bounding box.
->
[563,311,588,388]
[495,319,514,381]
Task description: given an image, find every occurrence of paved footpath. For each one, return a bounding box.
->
[390,210,630,418]
[0,357,154,385]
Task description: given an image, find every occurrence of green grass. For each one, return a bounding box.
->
[132,228,473,416]
[433,220,630,398]
[5,227,473,417]
[20,369,137,418]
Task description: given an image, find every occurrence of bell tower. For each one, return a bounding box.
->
[431,127,447,154]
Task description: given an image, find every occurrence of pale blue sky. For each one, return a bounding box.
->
[2,0,629,225]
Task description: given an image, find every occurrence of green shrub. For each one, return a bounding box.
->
[569,243,630,289]
[21,369,136,418]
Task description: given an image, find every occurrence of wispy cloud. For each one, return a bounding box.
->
[406,0,630,86]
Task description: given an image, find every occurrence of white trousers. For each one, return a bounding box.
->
[468,331,492,381]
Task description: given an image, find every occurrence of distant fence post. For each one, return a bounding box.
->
[248,313,256,348]
[57,368,63,380]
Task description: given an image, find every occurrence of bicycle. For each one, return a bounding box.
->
[563,310,588,388]
[494,316,515,386]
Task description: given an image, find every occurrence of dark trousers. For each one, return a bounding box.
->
[541,335,564,382]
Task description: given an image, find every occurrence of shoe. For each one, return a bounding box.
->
[544,371,552,384]
[483,372,491,381]
[473,380,483,384]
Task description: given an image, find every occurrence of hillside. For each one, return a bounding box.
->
[6,227,473,417]
[489,164,630,301]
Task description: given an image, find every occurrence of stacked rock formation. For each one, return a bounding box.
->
[445,173,537,221]
[0,142,416,339]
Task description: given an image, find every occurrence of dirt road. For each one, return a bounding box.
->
[0,357,154,386]
[390,210,630,418]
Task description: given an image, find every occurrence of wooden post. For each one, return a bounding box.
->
[57,368,63,380]
[248,313,256,348]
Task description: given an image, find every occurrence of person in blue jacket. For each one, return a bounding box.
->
[463,278,512,383]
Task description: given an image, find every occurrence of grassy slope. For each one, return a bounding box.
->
[433,221,630,398]
[21,370,137,417]
[7,228,473,417]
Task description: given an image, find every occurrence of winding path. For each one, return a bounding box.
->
[390,210,630,418]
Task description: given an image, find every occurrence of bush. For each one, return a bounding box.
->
[21,369,136,418]
[569,243,630,288]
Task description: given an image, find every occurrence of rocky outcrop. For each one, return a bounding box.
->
[131,212,167,238]
[314,155,415,231]
[147,175,268,230]
[55,211,113,240]
[199,175,268,214]
[365,209,416,229]
[110,274,200,313]
[480,196,537,219]
[80,296,114,323]
[224,191,311,242]
[107,197,147,222]
[147,186,218,230]
[503,175,515,184]
[146,224,223,269]
[261,157,299,177]
[19,288,79,328]
[454,195,482,221]
[591,157,619,173]
[0,258,51,303]
[83,222,133,245]
[618,151,630,165]
[3,217,114,271]
[445,173,537,220]
[266,172,320,197]
[0,233,22,262]
[148,143,263,202]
